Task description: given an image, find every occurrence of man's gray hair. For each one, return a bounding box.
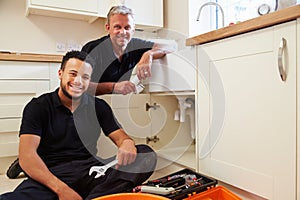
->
[107,5,134,24]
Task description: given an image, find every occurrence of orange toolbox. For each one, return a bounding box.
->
[139,168,241,200]
[183,186,242,200]
[140,168,218,200]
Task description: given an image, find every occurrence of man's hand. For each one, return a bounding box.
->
[116,139,137,168]
[108,129,137,168]
[113,81,136,95]
[137,51,153,80]
[136,43,173,80]
[56,182,82,200]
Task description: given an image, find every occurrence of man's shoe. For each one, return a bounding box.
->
[6,158,23,179]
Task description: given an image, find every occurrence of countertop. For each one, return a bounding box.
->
[186,4,300,46]
[0,52,63,62]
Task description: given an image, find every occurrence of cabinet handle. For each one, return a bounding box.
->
[146,103,160,111]
[278,38,287,81]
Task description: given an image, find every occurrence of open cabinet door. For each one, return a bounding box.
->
[97,94,151,158]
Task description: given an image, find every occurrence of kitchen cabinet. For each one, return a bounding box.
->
[26,0,100,23]
[98,0,163,28]
[124,0,163,28]
[26,0,163,27]
[197,20,297,199]
[0,61,60,170]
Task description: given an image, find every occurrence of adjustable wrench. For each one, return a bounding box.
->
[89,159,118,178]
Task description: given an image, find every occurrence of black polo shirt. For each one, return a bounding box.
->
[19,89,120,167]
[81,35,154,83]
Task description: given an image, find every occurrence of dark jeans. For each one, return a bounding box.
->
[0,144,156,200]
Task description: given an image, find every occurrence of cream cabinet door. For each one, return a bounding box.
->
[30,0,99,13]
[98,0,163,27]
[26,0,99,23]
[96,94,152,158]
[99,94,151,140]
[125,0,163,27]
[197,21,297,200]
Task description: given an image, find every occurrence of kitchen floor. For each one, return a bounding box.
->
[0,174,25,194]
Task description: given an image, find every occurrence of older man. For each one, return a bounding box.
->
[82,5,171,95]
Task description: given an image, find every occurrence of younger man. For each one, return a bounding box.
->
[1,51,156,200]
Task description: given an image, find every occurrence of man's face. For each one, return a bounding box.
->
[59,58,92,100]
[106,13,135,49]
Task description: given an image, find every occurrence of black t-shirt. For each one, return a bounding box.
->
[81,35,154,83]
[19,89,120,167]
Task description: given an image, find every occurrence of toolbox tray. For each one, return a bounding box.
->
[145,168,217,200]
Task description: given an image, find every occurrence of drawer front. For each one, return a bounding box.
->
[0,104,25,119]
[0,133,19,157]
[0,80,49,94]
[201,25,274,61]
[0,80,49,129]
[0,119,21,133]
[0,141,19,157]
[0,61,49,79]
[49,63,60,91]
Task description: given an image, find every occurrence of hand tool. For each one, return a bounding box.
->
[89,159,118,178]
[140,185,175,195]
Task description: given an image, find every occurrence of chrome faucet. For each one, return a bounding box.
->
[196,2,225,29]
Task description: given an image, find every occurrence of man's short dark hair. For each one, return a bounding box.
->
[60,50,95,70]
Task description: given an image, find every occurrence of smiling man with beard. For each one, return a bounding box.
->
[0,51,157,200]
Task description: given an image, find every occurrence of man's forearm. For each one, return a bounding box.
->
[19,151,69,196]
[87,82,115,96]
[149,49,166,59]
[150,42,175,59]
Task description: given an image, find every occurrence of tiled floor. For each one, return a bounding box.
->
[0,174,25,194]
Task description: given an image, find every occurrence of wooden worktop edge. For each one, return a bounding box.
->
[186,5,300,46]
[0,53,63,63]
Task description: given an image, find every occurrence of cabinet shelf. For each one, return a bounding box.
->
[157,144,196,170]
[150,91,195,96]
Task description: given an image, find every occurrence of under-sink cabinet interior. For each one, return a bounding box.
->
[98,93,197,170]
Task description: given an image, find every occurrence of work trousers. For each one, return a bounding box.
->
[0,144,156,200]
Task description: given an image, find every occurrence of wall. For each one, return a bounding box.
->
[163,0,189,36]
[0,0,188,54]
[163,0,219,38]
[0,0,106,54]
